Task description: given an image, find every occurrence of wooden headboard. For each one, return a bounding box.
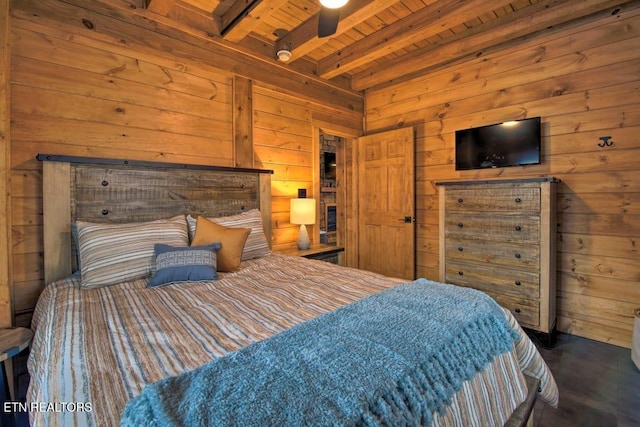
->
[38,154,273,285]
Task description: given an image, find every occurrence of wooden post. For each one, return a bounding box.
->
[233,75,254,168]
[0,0,12,328]
[42,162,73,285]
[259,173,272,248]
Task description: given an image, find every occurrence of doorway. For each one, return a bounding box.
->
[313,122,361,268]
[319,133,340,246]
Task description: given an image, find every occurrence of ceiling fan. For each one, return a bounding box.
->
[318,0,349,38]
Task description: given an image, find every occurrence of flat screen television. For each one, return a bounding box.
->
[455,117,541,171]
[324,152,336,179]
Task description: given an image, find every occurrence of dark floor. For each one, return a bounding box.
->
[9,332,640,426]
[531,332,640,427]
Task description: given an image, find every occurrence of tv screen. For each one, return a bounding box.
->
[455,117,541,171]
[324,152,336,179]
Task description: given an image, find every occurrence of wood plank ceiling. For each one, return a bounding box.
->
[85,0,632,92]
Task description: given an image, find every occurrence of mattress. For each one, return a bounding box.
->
[27,253,557,426]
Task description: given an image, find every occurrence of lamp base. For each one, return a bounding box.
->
[297,224,310,250]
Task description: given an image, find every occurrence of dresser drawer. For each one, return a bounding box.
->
[445,236,539,270]
[448,284,540,328]
[310,253,340,264]
[444,214,540,242]
[445,261,539,299]
[489,293,540,328]
[444,187,540,213]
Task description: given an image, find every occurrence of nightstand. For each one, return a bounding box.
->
[1,327,33,427]
[278,244,345,264]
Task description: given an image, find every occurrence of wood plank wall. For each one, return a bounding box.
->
[5,0,363,326]
[0,0,11,328]
[365,5,640,348]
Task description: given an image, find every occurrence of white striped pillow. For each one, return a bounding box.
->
[77,215,189,289]
[187,209,270,261]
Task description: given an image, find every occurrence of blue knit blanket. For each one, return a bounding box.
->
[120,279,520,426]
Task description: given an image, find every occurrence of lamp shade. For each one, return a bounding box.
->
[290,198,316,225]
[320,0,348,8]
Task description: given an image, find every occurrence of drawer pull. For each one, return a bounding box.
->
[515,225,522,231]
[458,271,464,276]
[515,281,521,286]
[458,198,464,203]
[514,308,521,314]
[458,247,464,252]
[515,197,522,203]
[457,223,464,228]
[515,253,521,259]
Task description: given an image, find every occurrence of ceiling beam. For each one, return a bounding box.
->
[145,0,176,15]
[132,0,221,38]
[113,0,147,10]
[221,0,259,40]
[278,0,388,61]
[318,0,516,79]
[221,0,289,43]
[352,0,634,90]
[167,1,221,37]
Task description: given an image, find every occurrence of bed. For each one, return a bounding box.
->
[28,155,558,426]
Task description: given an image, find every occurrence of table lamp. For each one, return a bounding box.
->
[290,189,316,250]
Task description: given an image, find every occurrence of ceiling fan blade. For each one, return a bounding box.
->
[318,7,340,38]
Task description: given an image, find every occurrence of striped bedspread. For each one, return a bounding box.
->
[27,253,558,426]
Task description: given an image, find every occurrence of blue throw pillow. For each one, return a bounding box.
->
[148,243,221,287]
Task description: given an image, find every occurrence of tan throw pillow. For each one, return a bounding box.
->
[186,209,271,260]
[191,216,250,272]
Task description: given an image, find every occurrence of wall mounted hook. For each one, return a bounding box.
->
[597,136,613,147]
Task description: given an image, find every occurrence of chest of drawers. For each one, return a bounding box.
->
[437,178,558,334]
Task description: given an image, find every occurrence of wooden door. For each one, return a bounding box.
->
[357,127,415,280]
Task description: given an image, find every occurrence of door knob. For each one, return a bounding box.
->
[398,216,415,223]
